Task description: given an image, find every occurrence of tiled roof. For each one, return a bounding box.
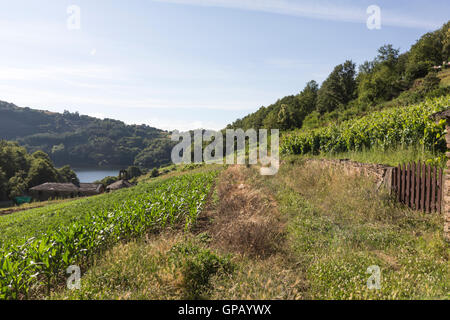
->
[106,180,134,190]
[30,182,103,193]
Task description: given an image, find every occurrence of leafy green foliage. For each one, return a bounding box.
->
[126,166,143,179]
[94,176,118,187]
[281,95,450,156]
[317,60,357,113]
[151,168,160,178]
[0,170,217,299]
[422,72,441,94]
[0,141,78,201]
[229,80,318,131]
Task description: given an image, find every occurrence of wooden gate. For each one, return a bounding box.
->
[392,161,443,213]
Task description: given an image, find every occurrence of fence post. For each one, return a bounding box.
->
[431,166,436,213]
[406,163,410,205]
[397,164,401,203]
[416,161,421,211]
[421,162,426,212]
[411,162,416,208]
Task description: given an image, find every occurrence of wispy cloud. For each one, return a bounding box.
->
[153,0,441,29]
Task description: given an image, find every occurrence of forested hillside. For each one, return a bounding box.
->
[228,21,450,131]
[0,101,174,168]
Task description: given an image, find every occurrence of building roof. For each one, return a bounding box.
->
[30,182,103,193]
[79,183,104,193]
[106,180,134,190]
[30,183,79,192]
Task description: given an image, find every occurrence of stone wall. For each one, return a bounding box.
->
[306,159,395,192]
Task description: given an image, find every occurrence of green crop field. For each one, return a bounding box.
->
[0,170,218,299]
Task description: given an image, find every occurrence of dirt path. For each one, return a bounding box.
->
[199,165,285,258]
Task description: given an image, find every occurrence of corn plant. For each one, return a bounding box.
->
[0,171,218,299]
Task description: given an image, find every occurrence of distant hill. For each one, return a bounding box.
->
[0,101,174,168]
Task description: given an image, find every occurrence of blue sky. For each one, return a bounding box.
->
[0,0,448,131]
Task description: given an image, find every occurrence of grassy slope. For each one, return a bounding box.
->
[260,159,448,299]
[54,162,448,300]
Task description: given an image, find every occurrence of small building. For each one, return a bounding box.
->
[106,180,134,192]
[106,169,134,192]
[29,182,104,201]
[79,183,105,196]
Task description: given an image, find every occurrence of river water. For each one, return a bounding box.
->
[73,169,121,183]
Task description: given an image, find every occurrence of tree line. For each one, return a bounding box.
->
[228,21,450,131]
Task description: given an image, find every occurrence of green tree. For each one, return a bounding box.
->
[317,60,356,113]
[151,168,159,178]
[32,150,52,163]
[357,45,405,105]
[405,27,446,81]
[0,168,8,200]
[26,158,59,188]
[443,22,450,60]
[126,166,142,179]
[277,104,295,130]
[377,44,400,67]
[94,176,118,187]
[58,165,79,184]
[8,172,28,198]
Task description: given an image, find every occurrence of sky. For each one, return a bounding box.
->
[0,0,448,131]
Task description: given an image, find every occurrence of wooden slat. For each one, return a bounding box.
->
[402,164,406,203]
[411,162,416,209]
[431,167,437,212]
[406,163,410,205]
[392,167,397,195]
[421,163,426,212]
[438,168,443,214]
[397,164,402,203]
[416,161,421,210]
[426,164,431,213]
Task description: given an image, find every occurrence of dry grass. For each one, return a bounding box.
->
[209,166,285,258]
[210,254,306,300]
